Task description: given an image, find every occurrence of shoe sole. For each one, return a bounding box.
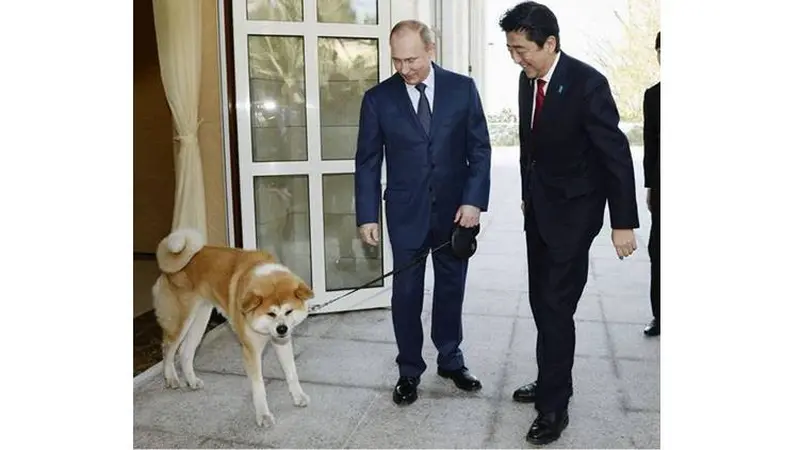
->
[513,395,536,404]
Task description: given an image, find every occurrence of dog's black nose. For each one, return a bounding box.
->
[276,324,288,335]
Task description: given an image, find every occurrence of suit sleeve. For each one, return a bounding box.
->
[642,87,657,188]
[462,78,492,211]
[583,77,640,229]
[354,90,384,226]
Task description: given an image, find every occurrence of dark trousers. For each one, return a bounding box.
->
[391,223,469,378]
[524,208,590,413]
[648,188,660,320]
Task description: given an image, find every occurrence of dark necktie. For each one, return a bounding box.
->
[416,83,431,135]
[531,78,546,130]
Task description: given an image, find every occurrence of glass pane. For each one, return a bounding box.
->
[248,35,308,162]
[254,175,312,288]
[318,37,379,160]
[322,173,383,291]
[246,0,303,22]
[317,0,378,25]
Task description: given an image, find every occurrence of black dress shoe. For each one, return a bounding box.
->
[393,376,419,405]
[526,409,569,445]
[513,382,538,403]
[644,318,660,337]
[437,367,482,391]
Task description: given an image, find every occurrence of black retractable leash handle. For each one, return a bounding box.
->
[309,224,481,313]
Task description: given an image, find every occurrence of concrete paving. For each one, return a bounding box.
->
[133,146,660,449]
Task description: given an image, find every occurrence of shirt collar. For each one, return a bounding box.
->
[540,51,561,84]
[406,62,435,90]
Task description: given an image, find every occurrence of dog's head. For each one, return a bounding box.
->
[241,266,314,340]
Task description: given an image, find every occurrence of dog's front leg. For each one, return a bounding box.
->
[242,338,274,427]
[272,338,310,407]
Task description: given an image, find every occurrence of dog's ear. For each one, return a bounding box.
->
[242,292,263,315]
[242,283,273,314]
[294,281,314,302]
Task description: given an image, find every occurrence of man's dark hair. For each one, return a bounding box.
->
[498,1,561,52]
[655,31,660,50]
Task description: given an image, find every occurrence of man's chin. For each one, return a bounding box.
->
[523,68,538,79]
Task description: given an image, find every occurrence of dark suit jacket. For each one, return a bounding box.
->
[643,82,660,190]
[518,52,639,251]
[355,63,492,250]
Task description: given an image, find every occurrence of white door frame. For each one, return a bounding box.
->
[230,0,394,314]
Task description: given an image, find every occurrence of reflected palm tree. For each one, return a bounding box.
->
[247,0,303,21]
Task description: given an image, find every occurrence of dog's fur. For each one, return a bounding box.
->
[151,229,314,427]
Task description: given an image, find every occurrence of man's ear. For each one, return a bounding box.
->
[294,281,314,301]
[426,42,437,58]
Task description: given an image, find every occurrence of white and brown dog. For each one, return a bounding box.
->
[151,228,314,427]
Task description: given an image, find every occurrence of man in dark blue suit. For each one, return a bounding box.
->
[354,19,492,406]
[499,2,640,445]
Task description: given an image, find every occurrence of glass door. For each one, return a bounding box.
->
[232,0,393,313]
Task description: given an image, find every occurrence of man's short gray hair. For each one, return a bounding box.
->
[390,19,436,47]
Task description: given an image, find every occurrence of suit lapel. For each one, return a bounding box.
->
[535,53,571,132]
[428,63,447,138]
[520,74,534,141]
[389,73,429,139]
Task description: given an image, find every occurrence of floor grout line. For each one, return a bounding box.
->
[596,291,632,415]
[480,305,520,448]
[339,390,382,449]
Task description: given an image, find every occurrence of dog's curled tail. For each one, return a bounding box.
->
[156,229,205,273]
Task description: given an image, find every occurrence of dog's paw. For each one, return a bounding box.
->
[186,376,204,390]
[291,390,310,407]
[165,375,182,389]
[255,411,276,428]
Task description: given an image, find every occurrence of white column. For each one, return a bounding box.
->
[416,0,434,25]
[469,0,486,100]
[389,0,417,23]
[439,0,470,76]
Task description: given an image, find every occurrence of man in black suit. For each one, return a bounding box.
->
[643,32,661,337]
[499,2,640,445]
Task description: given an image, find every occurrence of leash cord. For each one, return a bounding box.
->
[309,241,450,313]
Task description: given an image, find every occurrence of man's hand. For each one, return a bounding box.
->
[646,188,652,212]
[358,223,380,246]
[454,205,481,228]
[612,229,637,259]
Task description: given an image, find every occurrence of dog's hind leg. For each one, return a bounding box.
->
[178,300,214,390]
[152,276,188,389]
[241,333,274,427]
[272,338,309,407]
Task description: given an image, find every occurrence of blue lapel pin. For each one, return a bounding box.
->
[558,85,564,94]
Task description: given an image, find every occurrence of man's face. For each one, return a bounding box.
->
[505,30,557,79]
[390,30,435,85]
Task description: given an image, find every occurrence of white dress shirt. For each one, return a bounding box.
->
[405,63,435,113]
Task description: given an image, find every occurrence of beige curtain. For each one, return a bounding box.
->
[152,0,207,239]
